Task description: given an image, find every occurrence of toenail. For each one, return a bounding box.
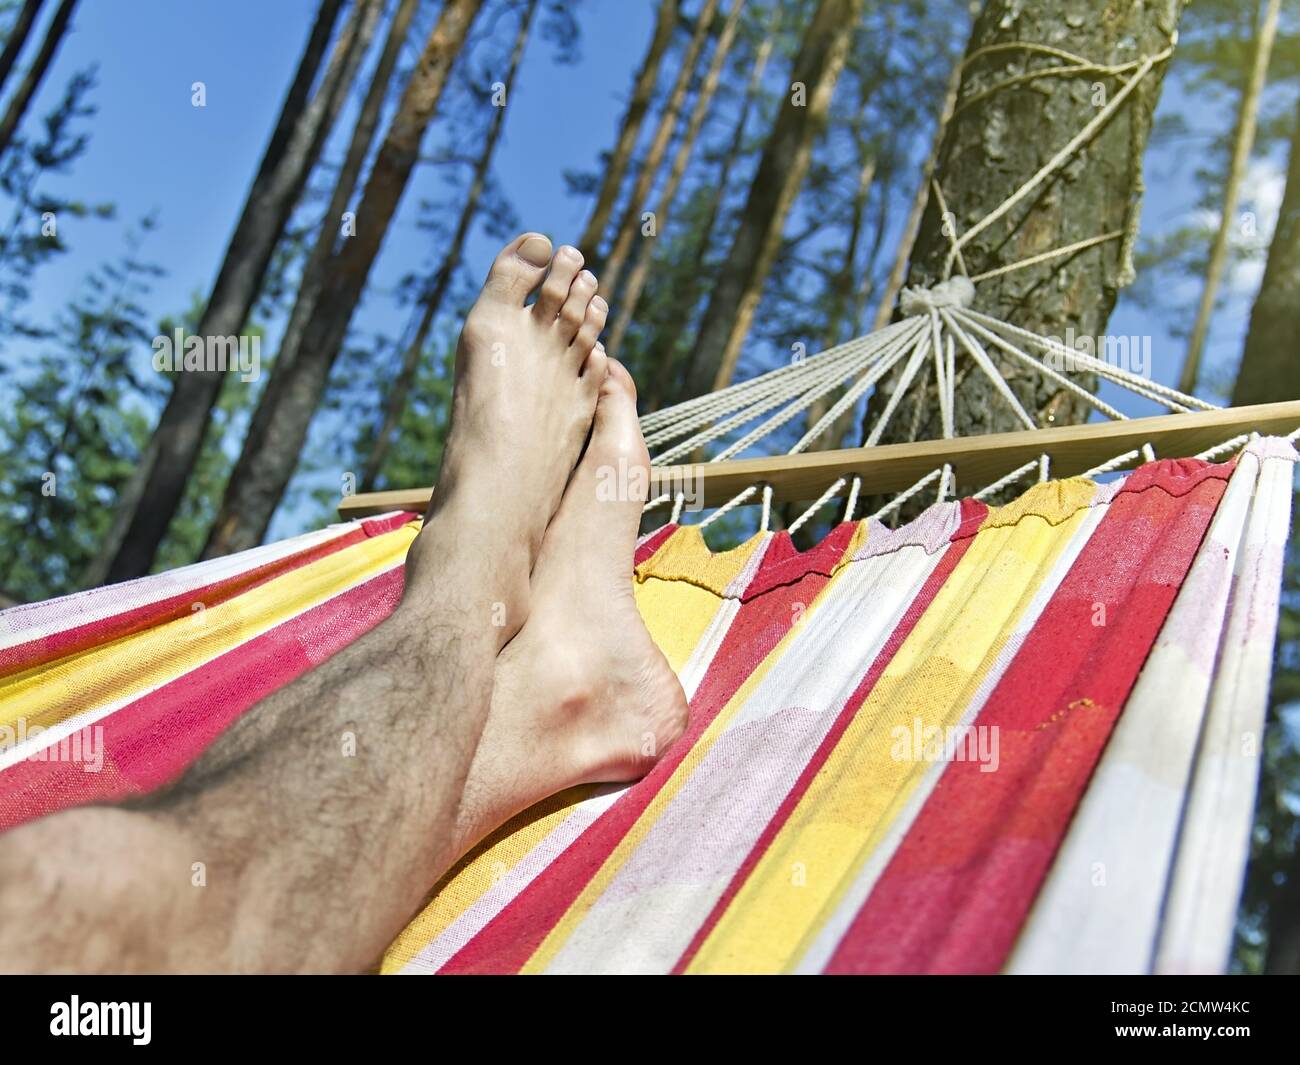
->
[559,245,581,261]
[579,270,597,286]
[518,235,552,266]
[592,295,608,311]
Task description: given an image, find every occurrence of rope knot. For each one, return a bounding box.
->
[899,275,976,317]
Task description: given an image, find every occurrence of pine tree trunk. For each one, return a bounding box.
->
[198,0,485,556]
[358,0,537,494]
[202,0,418,557]
[0,0,75,157]
[1232,94,1300,407]
[1180,0,1281,396]
[0,0,45,101]
[577,0,678,259]
[684,0,861,398]
[870,34,965,332]
[862,0,1184,463]
[84,0,367,586]
[605,0,744,355]
[645,15,776,412]
[601,0,722,297]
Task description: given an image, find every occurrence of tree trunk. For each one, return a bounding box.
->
[0,0,75,158]
[645,13,776,412]
[605,0,744,355]
[861,0,1185,464]
[84,0,373,586]
[577,0,678,258]
[358,0,537,494]
[1232,94,1300,407]
[0,0,45,101]
[1179,0,1281,396]
[870,32,965,332]
[684,0,861,398]
[199,0,485,557]
[601,0,722,297]
[203,0,419,557]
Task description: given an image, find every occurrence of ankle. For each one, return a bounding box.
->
[403,498,532,648]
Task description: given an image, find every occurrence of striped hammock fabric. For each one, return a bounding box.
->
[1,437,1294,974]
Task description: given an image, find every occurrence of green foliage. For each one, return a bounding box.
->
[0,217,162,601]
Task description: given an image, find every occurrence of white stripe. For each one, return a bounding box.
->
[1154,448,1296,973]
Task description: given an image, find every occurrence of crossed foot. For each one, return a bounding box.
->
[406,233,689,855]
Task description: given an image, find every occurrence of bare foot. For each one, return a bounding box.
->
[452,361,690,853]
[405,233,609,642]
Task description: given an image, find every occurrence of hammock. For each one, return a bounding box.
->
[1,435,1293,973]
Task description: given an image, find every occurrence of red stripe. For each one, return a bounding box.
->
[670,498,987,972]
[0,513,415,680]
[440,522,864,974]
[824,462,1228,973]
[0,566,406,830]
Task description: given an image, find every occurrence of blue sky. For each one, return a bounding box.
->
[7,0,1294,538]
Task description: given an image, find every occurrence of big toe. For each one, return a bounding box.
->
[482,232,553,305]
[588,360,649,486]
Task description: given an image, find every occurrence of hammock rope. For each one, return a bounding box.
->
[638,28,1210,532]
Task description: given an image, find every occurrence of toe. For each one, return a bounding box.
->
[533,245,584,321]
[482,232,552,305]
[572,294,608,357]
[589,358,647,477]
[555,269,599,344]
[600,356,638,404]
[581,340,609,386]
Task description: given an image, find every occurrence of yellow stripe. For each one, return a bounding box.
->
[521,546,855,974]
[0,523,419,731]
[685,485,1096,972]
[635,526,764,596]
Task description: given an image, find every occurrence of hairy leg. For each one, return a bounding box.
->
[0,233,610,974]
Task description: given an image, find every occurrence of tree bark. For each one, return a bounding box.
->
[198,0,485,557]
[645,13,776,412]
[1232,93,1300,407]
[203,0,418,557]
[861,0,1185,463]
[0,0,45,101]
[605,0,744,355]
[1179,0,1281,396]
[358,0,537,494]
[600,0,722,297]
[576,0,678,258]
[0,0,75,158]
[684,0,861,398]
[870,33,965,332]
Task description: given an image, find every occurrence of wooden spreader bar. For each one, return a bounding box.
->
[338,401,1300,518]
